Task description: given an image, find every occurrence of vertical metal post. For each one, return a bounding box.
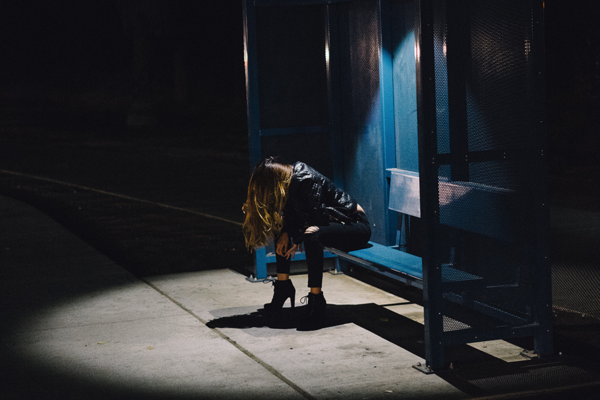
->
[379,0,396,172]
[243,0,261,171]
[327,4,345,189]
[243,0,268,280]
[379,0,399,245]
[531,0,553,357]
[416,0,445,370]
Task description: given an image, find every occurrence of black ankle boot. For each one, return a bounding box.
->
[298,292,327,330]
[263,279,295,312]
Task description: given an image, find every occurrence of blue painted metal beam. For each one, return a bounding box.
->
[327,4,346,189]
[242,1,268,280]
[378,0,399,246]
[243,0,261,172]
[531,0,553,357]
[415,0,445,371]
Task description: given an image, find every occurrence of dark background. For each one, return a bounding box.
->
[1,0,598,178]
[0,0,247,143]
[0,1,599,394]
[0,0,598,275]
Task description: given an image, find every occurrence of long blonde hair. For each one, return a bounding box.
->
[242,157,293,250]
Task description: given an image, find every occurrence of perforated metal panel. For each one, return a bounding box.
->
[244,1,335,279]
[244,0,396,278]
[338,1,381,128]
[420,0,551,355]
[255,5,329,129]
[246,0,552,372]
[249,2,334,185]
[260,131,334,179]
[336,0,393,245]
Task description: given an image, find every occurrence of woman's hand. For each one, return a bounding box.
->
[276,233,299,260]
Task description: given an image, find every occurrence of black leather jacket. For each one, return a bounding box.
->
[282,162,358,244]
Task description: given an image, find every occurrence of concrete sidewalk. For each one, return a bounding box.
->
[1,195,533,399]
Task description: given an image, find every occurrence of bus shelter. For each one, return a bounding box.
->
[243,0,552,370]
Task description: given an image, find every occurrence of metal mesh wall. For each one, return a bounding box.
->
[338,1,380,129]
[336,0,390,245]
[551,207,600,320]
[391,0,419,173]
[255,5,329,129]
[430,0,545,334]
[433,1,450,156]
[467,1,537,152]
[253,4,334,187]
[260,131,334,180]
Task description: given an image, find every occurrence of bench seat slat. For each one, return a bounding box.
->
[348,243,423,279]
[327,242,484,290]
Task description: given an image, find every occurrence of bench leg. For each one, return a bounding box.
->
[331,257,349,274]
[424,330,445,371]
[422,292,446,372]
[246,247,269,282]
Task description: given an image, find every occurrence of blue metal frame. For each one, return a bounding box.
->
[243,0,552,371]
[378,0,399,245]
[327,4,346,188]
[414,0,553,370]
[243,0,400,279]
[243,0,344,280]
[243,0,269,279]
[531,0,553,357]
[415,0,445,370]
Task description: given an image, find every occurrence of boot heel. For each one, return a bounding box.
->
[263,279,296,313]
[290,294,295,309]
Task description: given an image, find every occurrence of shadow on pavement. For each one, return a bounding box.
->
[207,302,600,399]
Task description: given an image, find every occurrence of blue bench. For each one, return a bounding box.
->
[325,242,484,291]
[258,168,488,294]
[326,168,485,291]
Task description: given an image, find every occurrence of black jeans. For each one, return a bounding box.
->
[276,212,371,288]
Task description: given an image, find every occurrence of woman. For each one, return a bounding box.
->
[242,157,371,326]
